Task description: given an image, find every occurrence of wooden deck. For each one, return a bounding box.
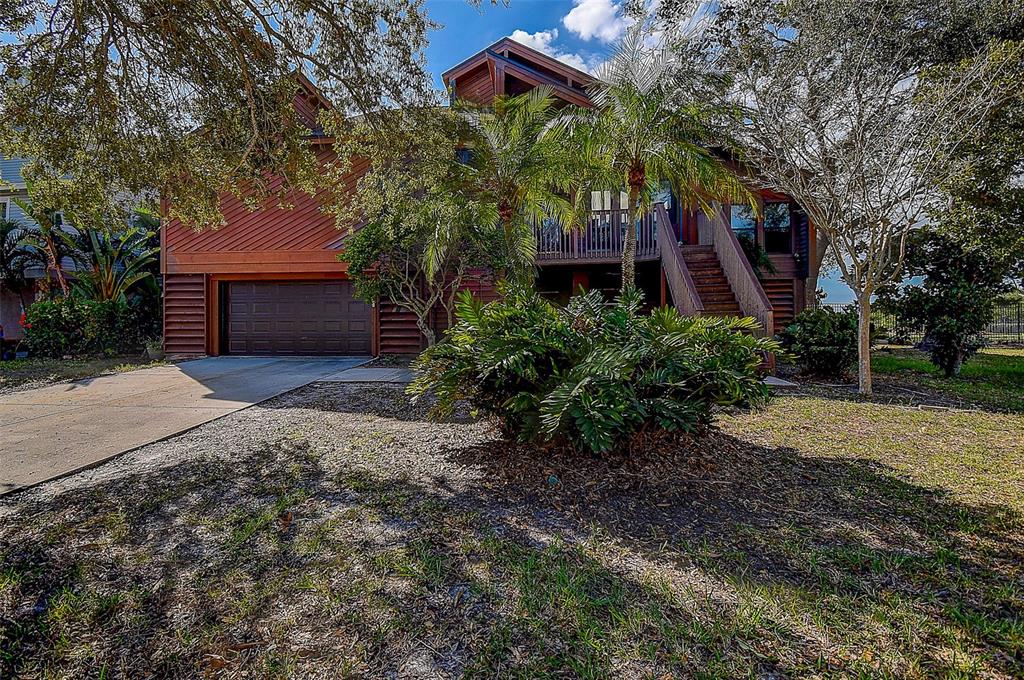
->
[533,208,663,264]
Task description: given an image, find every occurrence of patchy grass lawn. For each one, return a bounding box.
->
[0,384,1021,678]
[872,347,1024,413]
[0,357,165,395]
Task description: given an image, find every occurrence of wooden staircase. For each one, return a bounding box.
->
[680,246,742,318]
[762,280,796,334]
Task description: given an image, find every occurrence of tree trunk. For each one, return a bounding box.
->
[44,234,69,296]
[856,293,873,395]
[621,185,641,291]
[500,215,524,286]
[804,231,830,308]
[415,315,436,348]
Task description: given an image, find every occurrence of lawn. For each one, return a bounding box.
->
[0,382,1021,678]
[0,357,165,395]
[872,347,1024,412]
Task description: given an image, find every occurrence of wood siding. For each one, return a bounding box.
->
[452,64,496,105]
[162,147,367,276]
[163,274,207,356]
[378,272,500,355]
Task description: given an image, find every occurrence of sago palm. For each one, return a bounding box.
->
[460,86,573,283]
[562,24,754,290]
[64,226,159,301]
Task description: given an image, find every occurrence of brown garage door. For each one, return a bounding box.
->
[225,281,371,355]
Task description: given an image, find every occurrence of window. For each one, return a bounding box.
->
[0,199,7,220]
[590,190,612,212]
[730,203,757,242]
[763,202,792,253]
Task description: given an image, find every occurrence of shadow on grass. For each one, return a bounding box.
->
[1,388,1021,678]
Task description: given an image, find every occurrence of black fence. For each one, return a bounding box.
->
[818,301,1024,345]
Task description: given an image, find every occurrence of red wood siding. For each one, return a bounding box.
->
[379,272,500,354]
[379,303,424,355]
[453,64,496,105]
[162,148,367,275]
[164,274,207,356]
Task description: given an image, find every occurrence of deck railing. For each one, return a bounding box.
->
[534,208,661,263]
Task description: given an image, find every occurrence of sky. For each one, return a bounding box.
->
[420,0,854,302]
[423,0,624,85]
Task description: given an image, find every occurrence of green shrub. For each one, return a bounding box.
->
[409,286,779,454]
[877,229,1008,377]
[23,297,154,358]
[778,307,859,378]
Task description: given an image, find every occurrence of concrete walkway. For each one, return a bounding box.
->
[320,366,414,383]
[0,356,367,495]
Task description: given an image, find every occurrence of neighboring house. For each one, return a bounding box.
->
[0,156,36,342]
[161,37,817,358]
[0,155,85,343]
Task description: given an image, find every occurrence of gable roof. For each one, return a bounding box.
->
[442,37,596,108]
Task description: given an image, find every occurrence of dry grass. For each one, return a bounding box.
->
[0,357,165,395]
[0,383,1021,678]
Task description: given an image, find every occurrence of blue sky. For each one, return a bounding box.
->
[423,0,621,85]
[420,0,854,302]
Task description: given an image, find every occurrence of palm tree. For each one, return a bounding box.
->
[61,226,159,302]
[0,219,30,307]
[460,86,573,283]
[561,24,754,290]
[13,196,72,296]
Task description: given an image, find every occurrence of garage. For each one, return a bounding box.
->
[224,280,371,356]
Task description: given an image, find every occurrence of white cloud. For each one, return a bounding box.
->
[509,29,594,72]
[562,0,632,43]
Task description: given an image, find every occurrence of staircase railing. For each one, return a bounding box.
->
[656,203,704,316]
[708,204,774,336]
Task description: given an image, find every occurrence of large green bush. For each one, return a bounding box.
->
[23,297,155,358]
[878,229,1009,377]
[409,287,778,454]
[778,307,859,378]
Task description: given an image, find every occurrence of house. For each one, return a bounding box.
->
[0,156,55,344]
[161,37,816,358]
[0,156,91,346]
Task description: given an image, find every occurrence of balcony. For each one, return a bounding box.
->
[533,208,663,264]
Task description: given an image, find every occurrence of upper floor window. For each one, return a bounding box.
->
[763,202,792,253]
[730,204,756,243]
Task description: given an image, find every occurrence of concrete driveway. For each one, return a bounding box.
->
[0,356,367,495]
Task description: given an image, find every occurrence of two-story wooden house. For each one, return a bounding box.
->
[161,38,816,357]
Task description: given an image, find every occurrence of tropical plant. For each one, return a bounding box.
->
[878,229,1010,377]
[737,235,778,277]
[559,22,752,290]
[459,86,574,283]
[61,226,159,302]
[779,307,859,378]
[0,219,30,305]
[410,286,777,454]
[13,195,71,296]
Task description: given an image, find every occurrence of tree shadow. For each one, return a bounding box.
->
[0,386,1020,678]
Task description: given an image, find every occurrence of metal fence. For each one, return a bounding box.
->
[817,301,1024,345]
